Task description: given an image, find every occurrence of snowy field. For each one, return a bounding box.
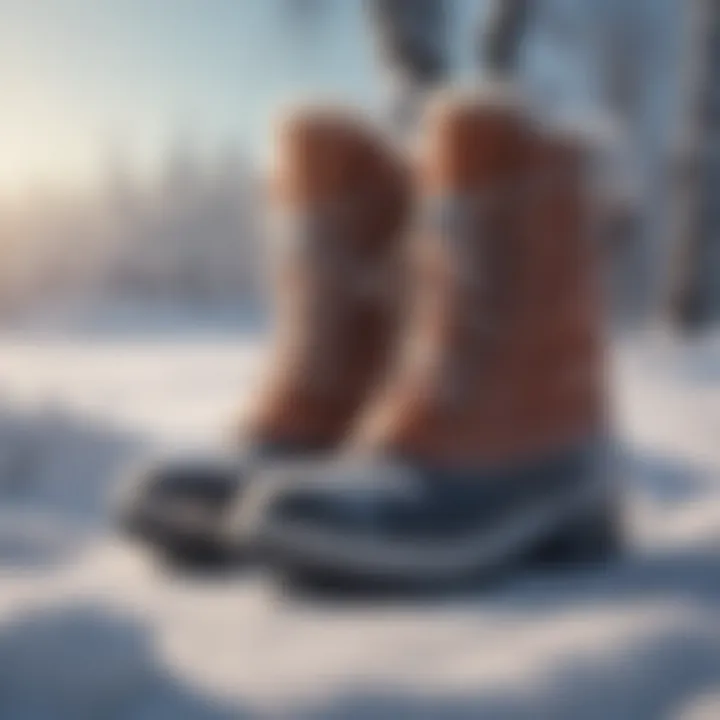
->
[0,321,719,719]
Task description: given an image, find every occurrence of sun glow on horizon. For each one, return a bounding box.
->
[0,0,375,198]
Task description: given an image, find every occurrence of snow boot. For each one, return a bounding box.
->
[116,107,409,566]
[238,86,620,589]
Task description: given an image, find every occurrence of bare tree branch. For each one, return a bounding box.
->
[668,0,720,330]
[365,0,449,133]
[368,0,448,84]
[478,0,530,75]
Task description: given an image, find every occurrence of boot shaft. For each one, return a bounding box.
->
[245,108,410,448]
[508,128,607,454]
[355,88,607,465]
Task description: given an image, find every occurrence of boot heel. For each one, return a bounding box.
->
[531,494,623,568]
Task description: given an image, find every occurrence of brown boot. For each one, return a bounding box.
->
[356,92,608,464]
[244,87,619,588]
[246,108,409,450]
[117,107,409,566]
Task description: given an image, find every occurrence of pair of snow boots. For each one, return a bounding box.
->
[118,84,619,589]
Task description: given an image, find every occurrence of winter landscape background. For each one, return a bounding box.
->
[0,1,718,718]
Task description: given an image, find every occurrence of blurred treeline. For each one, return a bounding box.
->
[0,144,263,320]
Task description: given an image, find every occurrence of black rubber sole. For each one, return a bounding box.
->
[262,438,624,597]
[269,490,624,599]
[154,536,236,571]
[529,492,624,569]
[119,503,237,570]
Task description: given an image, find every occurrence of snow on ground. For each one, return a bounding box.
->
[0,324,719,719]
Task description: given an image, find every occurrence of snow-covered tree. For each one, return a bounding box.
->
[0,143,263,319]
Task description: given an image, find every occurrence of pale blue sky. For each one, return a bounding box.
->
[0,0,484,193]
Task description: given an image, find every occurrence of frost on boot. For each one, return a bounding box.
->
[242,87,620,589]
[116,108,409,567]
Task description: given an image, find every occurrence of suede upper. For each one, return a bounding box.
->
[353,89,607,466]
[244,108,410,448]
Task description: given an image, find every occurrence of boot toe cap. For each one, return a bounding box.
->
[115,454,246,546]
